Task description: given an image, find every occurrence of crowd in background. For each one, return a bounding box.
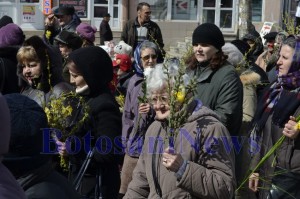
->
[1,1,300,199]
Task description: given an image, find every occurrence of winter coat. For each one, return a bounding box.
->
[17,163,80,199]
[122,74,155,157]
[240,70,261,123]
[120,18,165,61]
[68,46,122,198]
[116,71,134,97]
[17,42,73,106]
[188,62,243,136]
[0,46,21,94]
[125,104,236,199]
[249,84,300,198]
[99,19,113,45]
[0,94,26,199]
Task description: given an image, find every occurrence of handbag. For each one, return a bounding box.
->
[72,147,103,199]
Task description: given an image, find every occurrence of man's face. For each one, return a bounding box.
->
[104,16,111,22]
[138,5,151,23]
[58,43,73,59]
[57,14,72,27]
[266,39,275,53]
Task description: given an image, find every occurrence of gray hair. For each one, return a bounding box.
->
[146,60,190,97]
[139,40,158,55]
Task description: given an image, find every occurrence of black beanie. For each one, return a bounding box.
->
[231,39,250,55]
[69,46,113,96]
[0,15,13,29]
[192,23,225,50]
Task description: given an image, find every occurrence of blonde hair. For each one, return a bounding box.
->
[17,46,40,64]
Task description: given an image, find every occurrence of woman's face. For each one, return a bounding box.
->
[150,91,170,120]
[277,44,294,76]
[22,61,42,86]
[193,43,218,63]
[68,62,87,89]
[140,48,157,69]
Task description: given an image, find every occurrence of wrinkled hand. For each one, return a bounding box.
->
[249,173,259,192]
[162,147,184,172]
[55,140,68,157]
[282,116,300,139]
[139,103,151,114]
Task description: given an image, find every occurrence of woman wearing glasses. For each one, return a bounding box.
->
[120,40,158,197]
[124,64,235,199]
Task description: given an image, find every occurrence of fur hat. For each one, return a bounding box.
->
[0,15,13,29]
[3,94,50,173]
[114,41,132,55]
[55,30,83,50]
[192,23,225,50]
[76,23,97,43]
[113,54,132,72]
[0,24,25,48]
[222,43,243,67]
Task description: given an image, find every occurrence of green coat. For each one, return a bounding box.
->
[188,62,243,136]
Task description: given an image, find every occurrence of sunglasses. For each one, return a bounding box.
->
[141,54,157,61]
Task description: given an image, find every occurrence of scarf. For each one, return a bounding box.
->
[250,72,300,139]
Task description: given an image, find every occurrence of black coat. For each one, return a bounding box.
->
[99,20,113,45]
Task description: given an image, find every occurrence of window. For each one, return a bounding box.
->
[252,0,262,22]
[140,0,197,21]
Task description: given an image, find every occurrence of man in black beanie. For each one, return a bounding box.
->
[187,23,243,136]
[3,93,80,199]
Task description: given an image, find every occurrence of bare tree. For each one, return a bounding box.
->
[238,0,253,39]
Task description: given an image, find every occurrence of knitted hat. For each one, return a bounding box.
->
[76,23,97,43]
[0,15,13,29]
[114,40,132,55]
[0,23,25,48]
[55,30,83,50]
[3,94,50,173]
[230,39,250,55]
[69,46,113,96]
[113,54,132,72]
[54,5,75,16]
[192,23,225,50]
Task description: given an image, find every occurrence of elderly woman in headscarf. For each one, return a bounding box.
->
[249,35,300,199]
[119,40,158,197]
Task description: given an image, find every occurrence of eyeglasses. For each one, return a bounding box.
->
[141,54,157,61]
[149,95,169,105]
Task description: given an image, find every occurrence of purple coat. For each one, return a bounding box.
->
[122,74,155,157]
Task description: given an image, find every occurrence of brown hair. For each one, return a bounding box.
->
[137,2,150,11]
[185,51,228,70]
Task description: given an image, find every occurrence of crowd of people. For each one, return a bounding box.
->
[1,1,300,199]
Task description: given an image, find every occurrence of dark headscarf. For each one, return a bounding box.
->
[68,46,113,97]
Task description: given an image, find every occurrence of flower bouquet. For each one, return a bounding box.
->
[162,57,197,151]
[44,92,89,171]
